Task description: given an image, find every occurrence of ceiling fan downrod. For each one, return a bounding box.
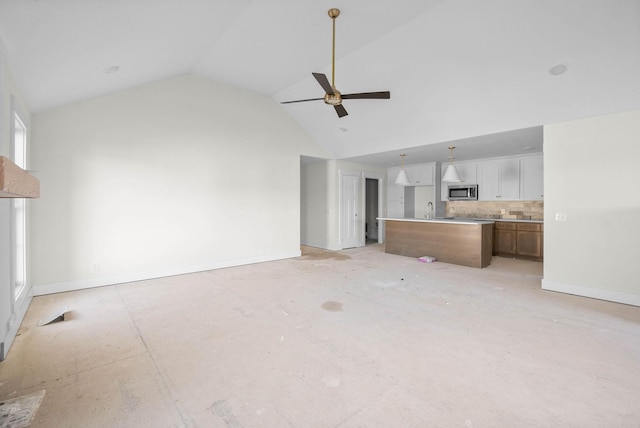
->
[328,8,340,89]
[279,7,390,118]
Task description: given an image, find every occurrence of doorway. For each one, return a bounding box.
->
[339,171,383,249]
[365,178,380,244]
[340,173,360,249]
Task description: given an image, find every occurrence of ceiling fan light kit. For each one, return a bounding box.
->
[442,146,462,182]
[281,8,390,118]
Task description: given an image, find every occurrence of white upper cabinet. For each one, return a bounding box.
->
[404,163,434,186]
[477,158,520,200]
[520,154,544,200]
[386,162,435,217]
[501,159,520,199]
[458,162,477,184]
[386,166,405,217]
[441,162,477,200]
[477,161,500,200]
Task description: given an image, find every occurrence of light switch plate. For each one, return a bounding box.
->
[555,212,567,221]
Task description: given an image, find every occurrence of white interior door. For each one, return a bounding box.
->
[341,174,360,249]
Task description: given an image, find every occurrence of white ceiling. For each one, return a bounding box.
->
[1,0,639,168]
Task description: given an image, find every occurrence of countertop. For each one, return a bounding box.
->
[377,217,543,225]
[377,217,495,225]
[457,217,543,223]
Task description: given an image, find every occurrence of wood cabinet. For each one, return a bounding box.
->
[494,222,517,256]
[384,219,494,268]
[477,159,520,201]
[493,221,543,261]
[515,223,542,259]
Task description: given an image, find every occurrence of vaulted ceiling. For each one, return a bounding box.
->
[1,0,639,166]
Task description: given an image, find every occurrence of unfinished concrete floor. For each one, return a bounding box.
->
[1,244,639,427]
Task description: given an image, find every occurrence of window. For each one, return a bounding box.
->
[12,113,27,300]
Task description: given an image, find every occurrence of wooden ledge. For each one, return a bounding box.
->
[0,156,40,198]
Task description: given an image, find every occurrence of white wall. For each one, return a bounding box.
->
[30,74,328,294]
[300,160,330,248]
[543,109,640,306]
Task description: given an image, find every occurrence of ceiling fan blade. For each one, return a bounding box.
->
[280,97,325,104]
[341,91,391,100]
[334,104,348,118]
[312,72,334,95]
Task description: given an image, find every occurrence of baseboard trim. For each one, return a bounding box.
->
[300,239,329,249]
[1,292,33,361]
[32,251,301,296]
[542,278,640,307]
[299,240,344,251]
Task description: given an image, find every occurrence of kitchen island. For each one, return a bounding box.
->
[378,218,494,268]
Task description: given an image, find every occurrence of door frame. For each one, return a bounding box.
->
[363,172,385,244]
[338,169,362,249]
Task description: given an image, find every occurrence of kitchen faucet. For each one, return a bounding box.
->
[426,202,433,219]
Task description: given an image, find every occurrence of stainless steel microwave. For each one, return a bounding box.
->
[448,184,478,201]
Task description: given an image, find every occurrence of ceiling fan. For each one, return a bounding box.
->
[281,8,391,118]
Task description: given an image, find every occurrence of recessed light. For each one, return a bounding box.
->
[103,65,120,74]
[549,63,568,76]
[339,127,348,132]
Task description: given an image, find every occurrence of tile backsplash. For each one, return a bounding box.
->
[446,201,543,220]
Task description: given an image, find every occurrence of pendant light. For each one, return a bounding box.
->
[442,146,461,182]
[395,154,410,185]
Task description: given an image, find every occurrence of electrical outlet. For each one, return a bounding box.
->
[555,212,567,222]
[500,209,506,214]
[91,262,100,272]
